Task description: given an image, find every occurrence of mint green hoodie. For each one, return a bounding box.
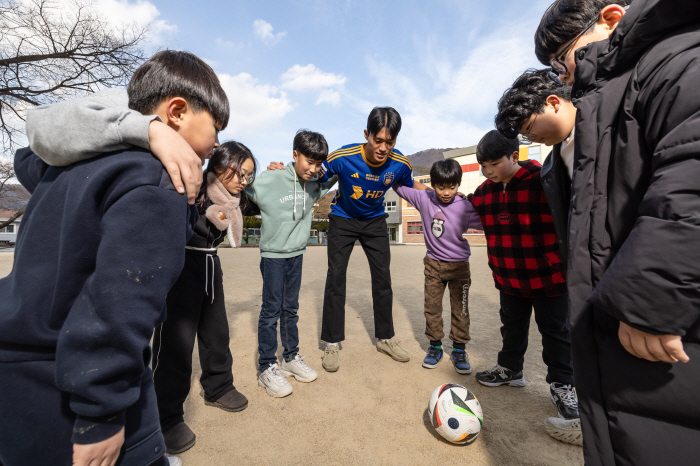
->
[245,163,336,258]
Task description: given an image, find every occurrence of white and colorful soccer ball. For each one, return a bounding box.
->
[428,383,483,444]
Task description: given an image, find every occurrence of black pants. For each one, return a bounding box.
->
[321,214,394,343]
[152,250,235,432]
[0,361,167,466]
[497,292,574,385]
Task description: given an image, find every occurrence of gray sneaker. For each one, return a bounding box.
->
[257,363,293,398]
[322,345,339,372]
[545,417,583,446]
[167,456,183,466]
[280,354,318,382]
[376,339,410,362]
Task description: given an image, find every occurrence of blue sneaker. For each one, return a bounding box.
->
[422,346,443,369]
[450,349,472,374]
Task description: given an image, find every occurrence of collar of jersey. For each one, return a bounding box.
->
[361,144,389,168]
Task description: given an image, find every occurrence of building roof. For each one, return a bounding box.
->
[443,146,477,159]
[0,209,23,221]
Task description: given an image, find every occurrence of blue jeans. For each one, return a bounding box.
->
[258,255,303,373]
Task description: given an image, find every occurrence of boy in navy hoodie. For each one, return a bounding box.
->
[0,50,228,466]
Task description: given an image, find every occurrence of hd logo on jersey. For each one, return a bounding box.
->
[350,185,363,199]
[383,172,395,186]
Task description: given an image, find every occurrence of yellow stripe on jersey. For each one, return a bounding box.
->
[328,145,362,161]
[388,153,412,170]
[389,151,411,164]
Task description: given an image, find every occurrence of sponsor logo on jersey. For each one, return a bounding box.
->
[365,174,380,182]
[383,172,395,186]
[350,186,364,199]
[351,172,359,178]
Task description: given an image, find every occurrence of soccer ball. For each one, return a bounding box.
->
[428,383,483,444]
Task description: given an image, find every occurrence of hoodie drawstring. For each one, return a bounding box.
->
[292,165,306,218]
[205,253,215,304]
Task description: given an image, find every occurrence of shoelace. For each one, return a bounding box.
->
[268,365,287,386]
[553,385,577,408]
[387,340,402,349]
[325,345,338,355]
[427,347,441,359]
[488,364,509,376]
[453,351,467,364]
[293,355,313,373]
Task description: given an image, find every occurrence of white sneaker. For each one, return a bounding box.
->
[280,354,318,382]
[167,456,183,466]
[257,363,293,398]
[544,417,583,446]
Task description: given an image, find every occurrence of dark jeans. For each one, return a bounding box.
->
[0,361,166,466]
[152,250,235,432]
[497,292,574,386]
[321,214,394,343]
[258,255,303,373]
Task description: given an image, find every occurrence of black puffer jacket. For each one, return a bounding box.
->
[540,143,571,265]
[567,1,700,464]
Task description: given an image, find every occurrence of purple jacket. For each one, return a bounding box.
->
[394,185,482,262]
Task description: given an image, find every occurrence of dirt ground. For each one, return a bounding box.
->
[0,245,583,466]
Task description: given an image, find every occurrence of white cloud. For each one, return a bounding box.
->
[215,37,243,50]
[315,89,341,106]
[218,73,294,134]
[363,29,537,153]
[92,0,177,46]
[280,64,346,106]
[253,19,287,46]
[280,64,347,92]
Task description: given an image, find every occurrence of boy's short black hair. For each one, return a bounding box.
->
[535,0,633,66]
[128,50,230,130]
[293,130,329,162]
[430,159,462,186]
[476,130,520,164]
[367,107,402,139]
[496,68,571,139]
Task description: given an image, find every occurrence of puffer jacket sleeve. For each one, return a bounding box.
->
[588,49,700,336]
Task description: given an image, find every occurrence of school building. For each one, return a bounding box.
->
[394,141,552,245]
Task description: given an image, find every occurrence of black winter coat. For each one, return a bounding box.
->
[567,1,700,464]
[540,143,571,266]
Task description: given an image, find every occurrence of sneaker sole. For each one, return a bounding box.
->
[165,436,196,455]
[377,346,410,362]
[545,426,583,446]
[257,379,293,398]
[203,399,249,412]
[279,368,318,383]
[453,365,473,375]
[476,378,526,387]
[422,360,440,369]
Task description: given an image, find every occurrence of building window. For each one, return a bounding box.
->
[418,177,430,184]
[1,225,14,233]
[528,145,541,163]
[407,222,423,235]
[383,201,396,212]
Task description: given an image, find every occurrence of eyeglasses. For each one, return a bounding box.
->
[230,166,255,185]
[549,15,598,76]
[521,113,539,142]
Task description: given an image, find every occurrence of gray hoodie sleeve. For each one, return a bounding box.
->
[26,89,157,166]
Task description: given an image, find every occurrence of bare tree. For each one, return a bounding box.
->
[0,159,25,229]
[0,0,148,153]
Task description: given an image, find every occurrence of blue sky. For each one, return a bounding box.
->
[31,0,555,167]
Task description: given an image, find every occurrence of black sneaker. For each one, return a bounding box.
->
[550,383,579,419]
[475,364,526,387]
[450,349,472,374]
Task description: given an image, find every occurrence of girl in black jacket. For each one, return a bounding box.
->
[153,141,259,454]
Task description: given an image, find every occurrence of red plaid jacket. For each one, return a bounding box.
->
[469,160,567,298]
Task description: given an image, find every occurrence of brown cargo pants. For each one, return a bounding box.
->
[423,255,471,344]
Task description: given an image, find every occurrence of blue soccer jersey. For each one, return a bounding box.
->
[318,143,414,220]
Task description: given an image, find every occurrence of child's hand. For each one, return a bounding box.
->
[149,120,203,205]
[73,427,124,466]
[456,192,467,199]
[618,321,689,363]
[267,161,285,171]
